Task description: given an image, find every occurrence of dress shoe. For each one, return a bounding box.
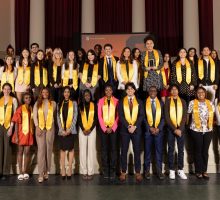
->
[119,172,126,182]
[145,170,150,180]
[136,173,143,183]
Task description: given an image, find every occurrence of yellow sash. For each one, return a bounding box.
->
[53,64,58,82]
[198,56,215,82]
[1,71,14,92]
[38,101,53,130]
[144,49,160,78]
[63,68,78,90]
[103,56,117,82]
[22,105,33,135]
[17,66,31,85]
[145,97,161,128]
[176,59,191,84]
[81,102,95,131]
[121,62,134,83]
[161,66,170,86]
[193,99,214,130]
[103,97,115,128]
[60,100,74,130]
[81,63,98,87]
[0,96,13,129]
[123,96,139,125]
[34,64,48,87]
[170,97,183,128]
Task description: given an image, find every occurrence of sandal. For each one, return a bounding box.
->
[202,172,209,180]
[196,173,203,179]
[38,176,44,183]
[23,173,29,180]
[44,173,49,180]
[17,174,24,181]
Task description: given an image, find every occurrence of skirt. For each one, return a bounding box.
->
[58,134,75,151]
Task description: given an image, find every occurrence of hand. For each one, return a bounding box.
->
[128,125,136,134]
[199,84,203,87]
[54,83,58,88]
[7,127,13,137]
[122,81,127,85]
[152,66,157,70]
[165,85,169,90]
[106,128,113,134]
[36,127,43,136]
[190,85,194,90]
[15,135,19,144]
[85,82,91,88]
[66,130,71,135]
[155,128,160,135]
[149,127,156,134]
[69,84,73,88]
[62,130,67,136]
[213,85,218,90]
[174,129,182,137]
[32,88,35,93]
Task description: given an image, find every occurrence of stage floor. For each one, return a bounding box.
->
[0,174,219,200]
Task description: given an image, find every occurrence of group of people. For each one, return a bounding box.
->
[0,35,220,183]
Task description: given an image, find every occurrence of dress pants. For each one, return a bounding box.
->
[167,128,184,170]
[35,127,55,175]
[191,130,212,174]
[0,126,11,175]
[79,127,97,175]
[144,130,164,171]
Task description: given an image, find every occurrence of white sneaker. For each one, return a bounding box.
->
[169,170,175,179]
[178,170,187,179]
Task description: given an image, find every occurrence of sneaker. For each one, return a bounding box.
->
[18,174,24,181]
[169,170,175,180]
[178,170,187,180]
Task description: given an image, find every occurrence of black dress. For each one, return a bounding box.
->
[58,100,75,151]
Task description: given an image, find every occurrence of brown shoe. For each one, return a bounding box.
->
[136,173,143,183]
[119,172,126,182]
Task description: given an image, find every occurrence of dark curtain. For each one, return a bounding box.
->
[145,0,183,56]
[15,0,30,55]
[198,0,214,49]
[45,0,81,55]
[95,0,132,33]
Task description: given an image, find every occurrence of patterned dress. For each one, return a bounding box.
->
[142,50,163,91]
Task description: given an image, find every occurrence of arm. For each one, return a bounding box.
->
[131,60,138,88]
[157,50,164,70]
[118,100,129,128]
[68,101,78,133]
[116,61,123,84]
[190,62,198,87]
[111,99,119,132]
[164,99,176,131]
[90,104,97,131]
[158,102,165,131]
[179,99,187,132]
[97,99,107,133]
[33,102,39,127]
[56,105,64,134]
[134,100,144,128]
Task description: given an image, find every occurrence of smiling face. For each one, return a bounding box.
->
[123,48,131,59]
[211,50,217,59]
[149,87,157,99]
[23,94,32,105]
[145,40,154,51]
[179,49,187,59]
[68,51,75,61]
[31,44,39,54]
[84,91,91,103]
[104,46,112,57]
[170,86,179,97]
[134,49,141,59]
[37,51,44,60]
[202,47,211,57]
[197,88,206,101]
[88,52,95,62]
[5,56,13,66]
[188,49,195,57]
[164,53,170,62]
[2,85,12,96]
[126,86,135,97]
[63,88,70,100]
[105,87,113,98]
[41,89,49,99]
[22,49,29,59]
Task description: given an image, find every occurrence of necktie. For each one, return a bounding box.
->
[151,99,156,126]
[129,98,133,116]
[108,57,112,67]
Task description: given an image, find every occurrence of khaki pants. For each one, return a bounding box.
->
[0,126,11,175]
[79,127,97,175]
[35,127,55,175]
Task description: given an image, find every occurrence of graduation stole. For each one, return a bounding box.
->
[34,63,48,87]
[121,62,134,83]
[176,59,191,84]
[22,105,33,135]
[53,64,58,82]
[144,49,160,78]
[17,66,31,85]
[1,70,15,92]
[103,56,117,82]
[145,97,161,128]
[102,97,116,128]
[63,66,78,90]
[193,99,213,130]
[81,102,95,131]
[123,96,139,125]
[161,66,170,86]
[38,101,53,130]
[81,63,98,87]
[169,97,183,128]
[198,56,215,82]
[0,96,13,129]
[60,100,74,130]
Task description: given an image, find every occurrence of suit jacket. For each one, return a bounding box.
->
[118,96,144,134]
[48,61,62,87]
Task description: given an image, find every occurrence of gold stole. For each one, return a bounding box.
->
[102,97,115,128]
[123,96,139,125]
[103,56,117,82]
[198,56,215,82]
[169,97,183,128]
[176,59,191,84]
[121,62,134,83]
[1,71,15,92]
[38,101,53,130]
[144,49,160,78]
[145,97,161,128]
[22,105,33,135]
[63,67,78,90]
[53,64,58,82]
[34,64,48,87]
[17,66,31,85]
[193,99,213,130]
[161,66,170,86]
[81,63,98,87]
[81,102,95,131]
[0,96,13,129]
[60,100,74,130]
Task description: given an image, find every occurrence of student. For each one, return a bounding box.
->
[11,93,34,180]
[57,86,78,179]
[119,82,144,182]
[30,43,39,63]
[144,86,165,180]
[0,83,18,180]
[78,89,97,180]
[164,85,187,180]
[98,84,119,179]
[33,87,56,183]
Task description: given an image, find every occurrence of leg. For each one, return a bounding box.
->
[100,130,109,176]
[17,146,24,174]
[0,127,4,175]
[46,128,55,173]
[67,149,74,176]
[154,131,164,171]
[120,133,131,173]
[202,132,212,173]
[23,146,30,174]
[176,134,184,170]
[16,92,23,105]
[109,132,117,175]
[60,150,66,176]
[79,128,88,175]
[3,130,12,175]
[167,128,175,170]
[144,130,154,171]
[131,133,141,173]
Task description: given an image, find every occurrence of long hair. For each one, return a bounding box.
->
[163,53,172,68]
[76,48,86,63]
[3,55,14,72]
[174,48,188,63]
[211,49,219,61]
[52,48,63,64]
[19,48,31,66]
[187,47,198,62]
[58,86,72,112]
[36,87,53,109]
[65,50,78,70]
[79,89,92,111]
[85,49,98,64]
[0,83,14,98]
[119,47,133,64]
[132,48,142,63]
[33,50,45,68]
